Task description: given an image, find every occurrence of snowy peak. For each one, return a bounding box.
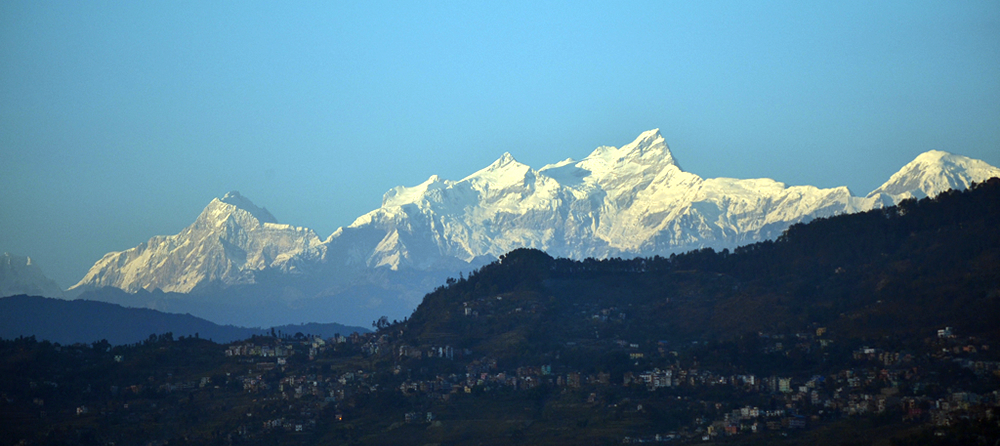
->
[867,150,1000,203]
[476,152,527,174]
[1,253,64,298]
[492,152,518,168]
[580,129,672,163]
[70,192,324,293]
[215,191,277,224]
[616,129,675,164]
[192,191,279,235]
[462,151,534,188]
[572,129,679,183]
[382,175,448,207]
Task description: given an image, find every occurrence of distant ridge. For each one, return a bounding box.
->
[0,295,369,345]
[67,130,1000,327]
[1,253,64,298]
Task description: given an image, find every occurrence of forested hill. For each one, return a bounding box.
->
[400,178,1000,364]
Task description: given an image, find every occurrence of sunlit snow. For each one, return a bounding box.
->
[72,130,1000,294]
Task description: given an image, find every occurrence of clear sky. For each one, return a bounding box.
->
[2,1,998,289]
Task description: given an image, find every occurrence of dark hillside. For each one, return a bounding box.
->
[403,178,1000,365]
[0,295,369,345]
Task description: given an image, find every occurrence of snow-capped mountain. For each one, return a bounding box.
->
[341,131,998,272]
[341,129,889,270]
[70,191,325,293]
[866,150,1000,203]
[1,253,65,298]
[69,130,1000,326]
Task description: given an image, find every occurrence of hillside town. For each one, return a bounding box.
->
[193,320,1000,443]
[3,293,999,445]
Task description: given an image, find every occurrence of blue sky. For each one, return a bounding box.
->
[2,1,998,288]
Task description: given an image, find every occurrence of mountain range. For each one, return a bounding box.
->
[6,179,997,445]
[41,130,1000,327]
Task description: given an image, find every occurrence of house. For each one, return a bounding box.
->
[778,377,793,393]
[787,415,806,429]
[567,372,581,388]
[623,372,634,386]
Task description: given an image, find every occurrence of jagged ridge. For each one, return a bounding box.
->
[70,130,1000,312]
[341,130,998,271]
